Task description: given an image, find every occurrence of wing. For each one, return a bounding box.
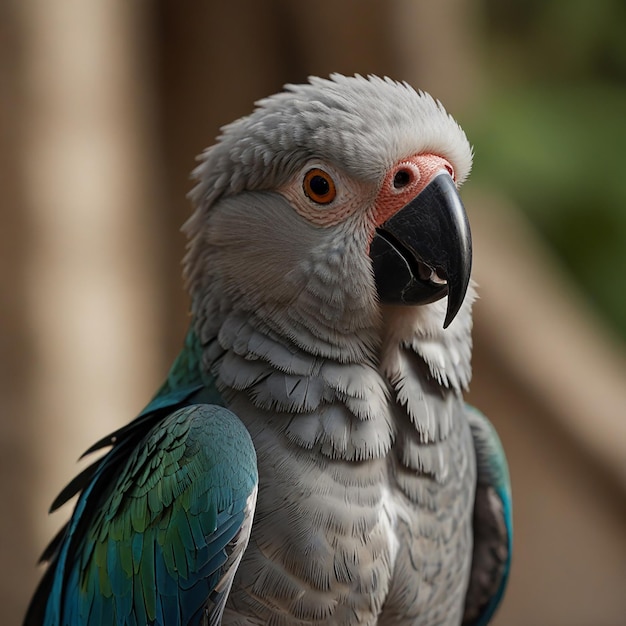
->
[462,405,512,626]
[24,404,258,626]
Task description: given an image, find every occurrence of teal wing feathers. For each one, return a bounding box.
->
[462,405,512,626]
[24,330,258,626]
[69,405,257,626]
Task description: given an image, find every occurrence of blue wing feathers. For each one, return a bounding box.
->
[24,334,258,626]
[49,405,255,625]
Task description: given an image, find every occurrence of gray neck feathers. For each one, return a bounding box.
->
[187,248,474,461]
[184,189,474,463]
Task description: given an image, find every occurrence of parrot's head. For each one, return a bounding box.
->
[185,74,474,361]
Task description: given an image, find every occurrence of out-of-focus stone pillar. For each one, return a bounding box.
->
[11,1,163,619]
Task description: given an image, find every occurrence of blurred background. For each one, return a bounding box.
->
[2,1,625,624]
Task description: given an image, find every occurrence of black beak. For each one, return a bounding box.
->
[369,171,472,328]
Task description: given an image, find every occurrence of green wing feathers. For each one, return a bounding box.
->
[30,404,257,626]
[75,404,258,625]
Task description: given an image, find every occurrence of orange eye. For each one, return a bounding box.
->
[303,168,337,204]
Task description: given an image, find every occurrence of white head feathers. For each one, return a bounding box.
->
[184,74,475,384]
[188,74,473,215]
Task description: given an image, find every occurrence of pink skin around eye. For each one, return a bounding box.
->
[281,153,455,230]
[373,153,454,227]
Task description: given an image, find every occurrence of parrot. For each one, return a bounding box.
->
[24,74,512,626]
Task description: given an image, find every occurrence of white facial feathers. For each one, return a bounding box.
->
[187,74,473,218]
[184,74,475,389]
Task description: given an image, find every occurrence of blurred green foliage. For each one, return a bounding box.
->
[467,0,626,336]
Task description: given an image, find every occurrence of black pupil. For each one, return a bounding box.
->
[310,175,330,197]
[393,169,411,188]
